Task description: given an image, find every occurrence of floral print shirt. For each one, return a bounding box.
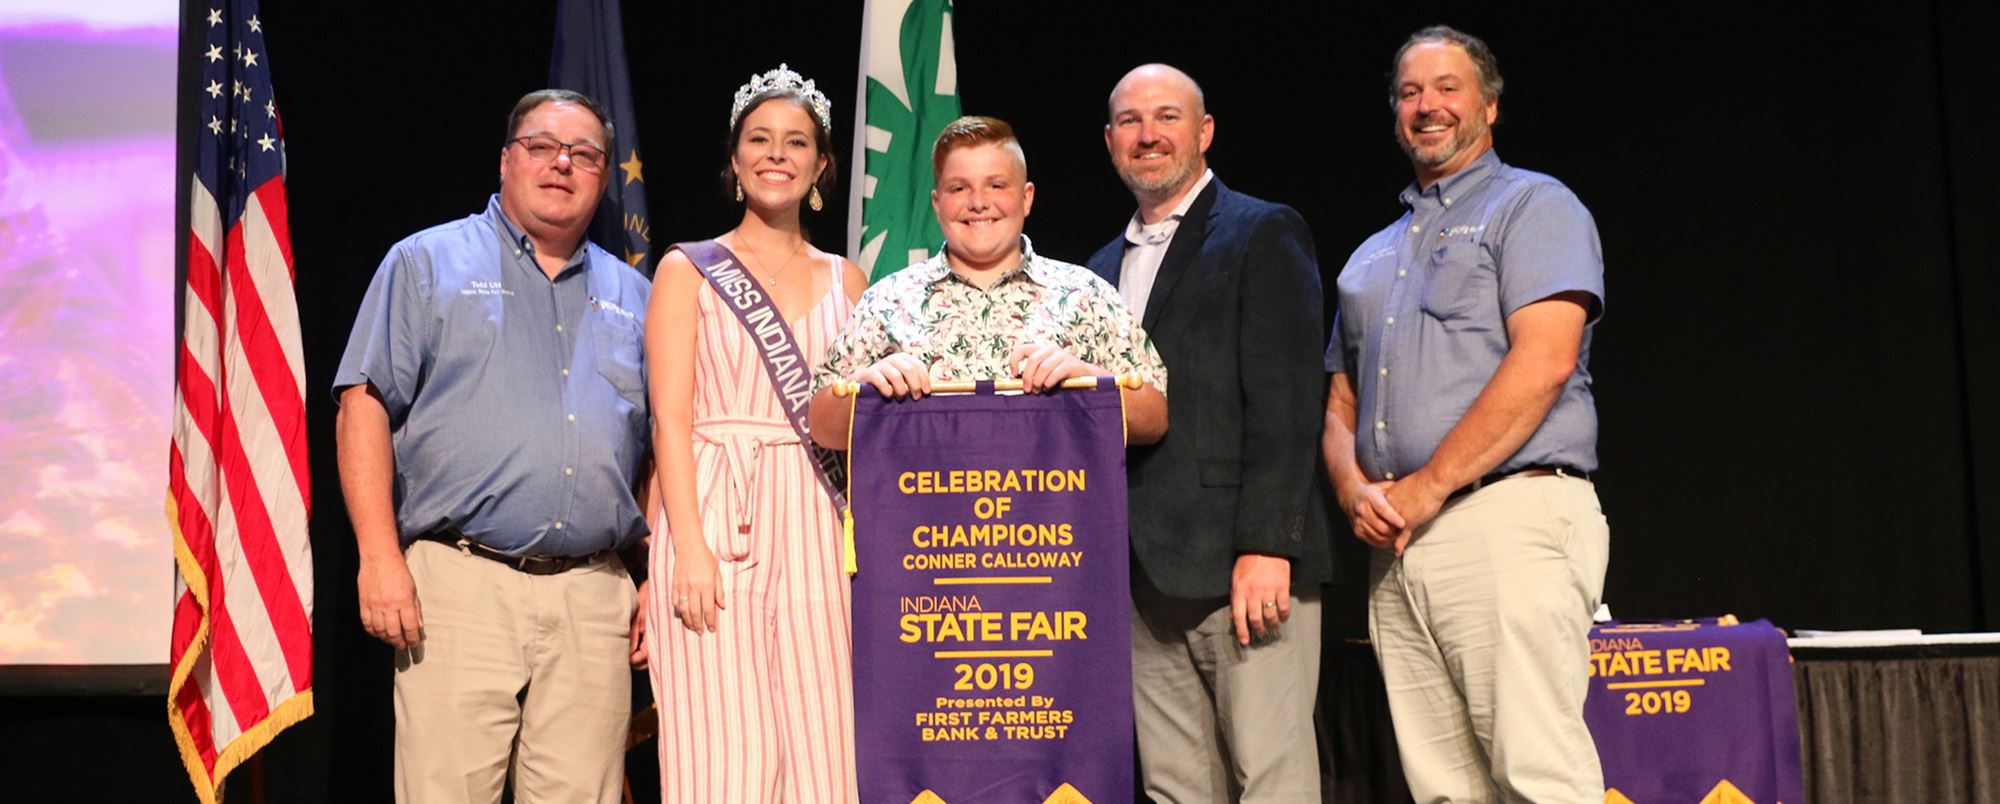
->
[814,236,1167,393]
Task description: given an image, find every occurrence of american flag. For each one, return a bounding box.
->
[167,2,314,801]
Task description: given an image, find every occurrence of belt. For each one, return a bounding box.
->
[412,531,611,576]
[1447,464,1591,502]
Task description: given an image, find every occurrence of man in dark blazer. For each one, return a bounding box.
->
[1087,64,1331,803]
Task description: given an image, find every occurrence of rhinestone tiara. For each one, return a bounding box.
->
[730,63,833,132]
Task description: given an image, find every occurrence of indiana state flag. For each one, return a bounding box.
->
[550,0,652,272]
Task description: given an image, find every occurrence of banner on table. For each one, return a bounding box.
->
[849,379,1132,804]
[1586,618,1804,804]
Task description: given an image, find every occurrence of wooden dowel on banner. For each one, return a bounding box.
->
[832,373,1142,398]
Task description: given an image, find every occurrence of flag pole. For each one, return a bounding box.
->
[846,0,875,264]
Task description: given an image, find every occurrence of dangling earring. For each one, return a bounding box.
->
[734,179,745,203]
[809,185,824,212]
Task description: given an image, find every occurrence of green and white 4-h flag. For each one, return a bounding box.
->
[848,0,962,281]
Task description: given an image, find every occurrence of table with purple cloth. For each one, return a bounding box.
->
[1585,618,1804,803]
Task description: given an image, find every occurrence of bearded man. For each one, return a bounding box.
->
[1323,26,1611,803]
[1085,64,1332,803]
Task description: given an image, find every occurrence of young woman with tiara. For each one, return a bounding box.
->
[642,64,865,802]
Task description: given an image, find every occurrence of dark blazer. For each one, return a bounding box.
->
[1089,178,1333,599]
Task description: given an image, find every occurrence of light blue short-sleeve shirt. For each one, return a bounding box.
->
[1327,150,1603,480]
[333,195,652,556]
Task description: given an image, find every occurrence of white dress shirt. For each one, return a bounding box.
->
[1118,169,1215,320]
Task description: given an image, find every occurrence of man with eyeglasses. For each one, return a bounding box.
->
[333,88,653,804]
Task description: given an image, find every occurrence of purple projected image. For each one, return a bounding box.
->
[0,11,177,665]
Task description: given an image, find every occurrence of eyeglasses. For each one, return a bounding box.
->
[509,135,607,173]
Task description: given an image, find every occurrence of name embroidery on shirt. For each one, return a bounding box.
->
[591,297,638,321]
[1440,224,1486,240]
[461,279,514,297]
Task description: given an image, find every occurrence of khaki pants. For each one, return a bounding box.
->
[1131,578,1323,803]
[395,539,636,804]
[1370,474,1610,803]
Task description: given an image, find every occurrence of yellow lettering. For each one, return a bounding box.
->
[1667,648,1702,673]
[1594,649,1667,678]
[900,612,1005,643]
[1007,611,1088,641]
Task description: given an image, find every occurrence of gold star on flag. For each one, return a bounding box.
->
[257,133,276,152]
[265,100,276,118]
[247,15,261,32]
[619,150,644,186]
[207,8,221,26]
[206,44,223,62]
[244,49,259,68]
[206,80,223,98]
[207,116,222,135]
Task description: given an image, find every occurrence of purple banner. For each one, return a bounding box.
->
[850,379,1133,804]
[1585,619,1804,803]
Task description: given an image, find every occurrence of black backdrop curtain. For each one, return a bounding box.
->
[277,1,2000,636]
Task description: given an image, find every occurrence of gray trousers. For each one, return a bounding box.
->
[1130,576,1323,803]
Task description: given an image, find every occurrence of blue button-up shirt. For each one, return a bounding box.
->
[333,195,652,556]
[1326,150,1603,480]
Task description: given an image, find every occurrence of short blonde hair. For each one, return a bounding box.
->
[931,116,1025,183]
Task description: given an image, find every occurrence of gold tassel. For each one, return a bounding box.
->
[1118,380,1130,446]
[843,390,859,576]
[842,508,858,576]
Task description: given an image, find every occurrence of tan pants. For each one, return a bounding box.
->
[1130,579,1323,803]
[395,539,637,804]
[1370,474,1610,804]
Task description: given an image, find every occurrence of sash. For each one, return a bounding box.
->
[672,240,848,511]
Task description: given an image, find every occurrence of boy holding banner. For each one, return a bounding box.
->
[808,116,1166,442]
[808,114,1166,803]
